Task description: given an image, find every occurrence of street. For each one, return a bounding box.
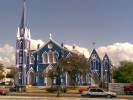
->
[0,96,132,100]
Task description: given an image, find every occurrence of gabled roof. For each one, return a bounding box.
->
[33,38,70,53]
[102,53,111,64]
[88,49,101,62]
[103,53,109,61]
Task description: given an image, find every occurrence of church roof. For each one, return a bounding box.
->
[32,37,70,54]
[88,49,101,62]
[70,49,81,56]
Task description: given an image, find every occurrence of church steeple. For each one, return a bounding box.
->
[16,0,31,86]
[20,0,26,29]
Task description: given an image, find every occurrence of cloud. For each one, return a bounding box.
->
[0,39,44,67]
[1,41,133,67]
[97,42,133,66]
[30,39,44,50]
[0,44,15,67]
[65,42,133,66]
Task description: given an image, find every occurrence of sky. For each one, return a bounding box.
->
[1,0,133,66]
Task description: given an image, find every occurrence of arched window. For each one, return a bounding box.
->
[53,52,58,63]
[43,52,48,64]
[48,51,53,63]
[42,51,58,64]
[30,55,35,64]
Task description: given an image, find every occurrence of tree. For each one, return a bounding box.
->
[0,63,5,79]
[59,55,89,86]
[113,61,133,83]
[43,69,56,88]
[6,67,16,78]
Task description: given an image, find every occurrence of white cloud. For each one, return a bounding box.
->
[30,39,44,50]
[97,42,133,66]
[65,42,133,66]
[0,39,44,67]
[1,41,133,67]
[0,44,15,67]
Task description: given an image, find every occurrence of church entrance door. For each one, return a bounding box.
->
[29,72,34,85]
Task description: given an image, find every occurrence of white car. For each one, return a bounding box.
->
[81,88,117,98]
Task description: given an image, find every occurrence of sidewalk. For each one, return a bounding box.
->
[8,92,133,99]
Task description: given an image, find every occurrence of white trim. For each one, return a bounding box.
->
[48,50,53,64]
[24,49,27,52]
[47,64,53,70]
[66,52,72,57]
[30,55,35,64]
[37,65,39,72]
[34,38,70,54]
[65,72,68,86]
[17,49,19,53]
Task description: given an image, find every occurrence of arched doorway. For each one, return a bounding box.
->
[29,72,34,85]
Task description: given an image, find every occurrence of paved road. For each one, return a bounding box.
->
[0,96,132,100]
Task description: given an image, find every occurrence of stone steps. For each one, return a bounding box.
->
[25,85,47,93]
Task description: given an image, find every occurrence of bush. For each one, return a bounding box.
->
[67,86,78,90]
[46,87,57,93]
[46,86,67,93]
[9,87,16,92]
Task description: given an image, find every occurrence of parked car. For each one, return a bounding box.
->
[79,86,97,93]
[81,87,117,98]
[0,87,9,95]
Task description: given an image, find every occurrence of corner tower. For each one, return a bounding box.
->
[16,0,31,86]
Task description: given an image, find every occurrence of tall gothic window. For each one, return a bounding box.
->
[43,52,48,64]
[42,51,58,64]
[48,51,53,63]
[53,52,58,63]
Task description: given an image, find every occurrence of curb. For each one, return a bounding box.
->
[8,92,133,99]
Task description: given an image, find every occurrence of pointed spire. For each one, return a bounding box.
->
[20,0,26,29]
[103,53,109,61]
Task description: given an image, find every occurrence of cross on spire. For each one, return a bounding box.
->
[92,42,96,49]
[49,33,52,40]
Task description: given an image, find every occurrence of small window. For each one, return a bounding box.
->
[90,89,97,92]
[96,89,104,92]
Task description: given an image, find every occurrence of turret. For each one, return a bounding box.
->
[16,0,31,86]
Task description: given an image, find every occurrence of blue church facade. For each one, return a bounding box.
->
[15,0,112,87]
[28,39,70,86]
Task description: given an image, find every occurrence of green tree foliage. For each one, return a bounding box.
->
[6,67,16,78]
[43,69,56,88]
[59,55,89,86]
[113,61,133,83]
[0,63,4,79]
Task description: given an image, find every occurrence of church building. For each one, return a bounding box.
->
[15,0,112,87]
